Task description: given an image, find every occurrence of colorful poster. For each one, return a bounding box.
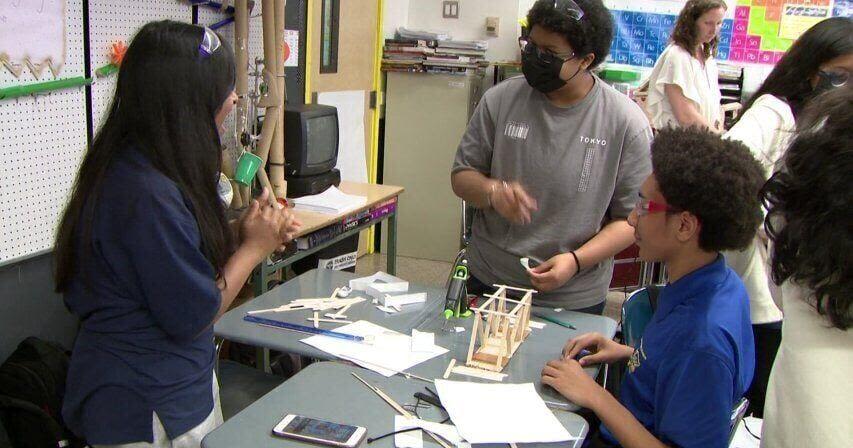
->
[605,0,851,67]
[778,4,832,39]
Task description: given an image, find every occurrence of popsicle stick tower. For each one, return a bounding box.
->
[466,285,536,372]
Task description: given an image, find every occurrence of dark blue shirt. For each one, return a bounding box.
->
[602,256,755,447]
[62,149,222,444]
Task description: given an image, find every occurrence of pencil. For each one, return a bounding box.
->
[531,312,577,330]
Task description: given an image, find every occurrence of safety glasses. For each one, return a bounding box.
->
[199,27,221,57]
[817,70,849,88]
[553,0,585,21]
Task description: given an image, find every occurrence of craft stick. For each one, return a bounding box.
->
[443,359,457,379]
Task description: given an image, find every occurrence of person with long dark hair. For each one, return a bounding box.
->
[759,88,852,447]
[721,16,851,417]
[644,0,727,130]
[54,21,299,446]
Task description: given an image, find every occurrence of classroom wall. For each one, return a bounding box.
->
[406,0,522,64]
[383,0,411,39]
[0,254,78,361]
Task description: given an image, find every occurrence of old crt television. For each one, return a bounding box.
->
[284,104,339,177]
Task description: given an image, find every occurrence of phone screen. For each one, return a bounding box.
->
[280,416,358,443]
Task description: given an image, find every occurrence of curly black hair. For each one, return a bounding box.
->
[526,0,614,69]
[651,127,764,252]
[761,88,852,330]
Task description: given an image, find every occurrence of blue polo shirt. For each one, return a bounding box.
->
[601,256,754,447]
[61,147,222,444]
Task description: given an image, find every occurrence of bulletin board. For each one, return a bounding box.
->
[0,0,303,266]
[604,0,852,68]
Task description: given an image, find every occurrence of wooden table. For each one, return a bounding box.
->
[254,181,404,296]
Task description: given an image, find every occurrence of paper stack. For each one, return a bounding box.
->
[301,320,447,376]
[290,186,367,215]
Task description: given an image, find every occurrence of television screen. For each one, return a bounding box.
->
[306,114,338,166]
[283,103,339,177]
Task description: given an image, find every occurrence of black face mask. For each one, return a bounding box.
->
[521,43,583,94]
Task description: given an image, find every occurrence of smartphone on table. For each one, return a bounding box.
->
[273,414,367,447]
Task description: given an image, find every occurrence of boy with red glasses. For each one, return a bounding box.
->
[541,127,763,447]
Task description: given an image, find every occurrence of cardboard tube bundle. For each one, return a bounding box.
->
[253,0,288,202]
[269,0,287,199]
[232,0,250,208]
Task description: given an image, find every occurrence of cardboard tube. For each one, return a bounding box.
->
[253,105,279,165]
[234,0,250,206]
[269,0,287,199]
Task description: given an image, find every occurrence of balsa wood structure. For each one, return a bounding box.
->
[465,285,536,372]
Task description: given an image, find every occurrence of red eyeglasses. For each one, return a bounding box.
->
[634,198,681,216]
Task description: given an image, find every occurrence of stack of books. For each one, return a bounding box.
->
[295,197,398,250]
[382,38,435,73]
[425,40,488,75]
[382,28,488,75]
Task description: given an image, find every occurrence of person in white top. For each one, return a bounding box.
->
[645,0,726,131]
[759,87,852,448]
[722,16,853,417]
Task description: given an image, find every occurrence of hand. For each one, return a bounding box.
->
[239,188,285,259]
[277,206,301,244]
[562,332,633,366]
[528,253,578,292]
[541,359,605,409]
[489,180,538,225]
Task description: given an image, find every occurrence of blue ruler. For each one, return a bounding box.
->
[243,314,365,342]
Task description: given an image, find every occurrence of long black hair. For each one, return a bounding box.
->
[760,88,852,330]
[54,21,236,292]
[738,17,853,121]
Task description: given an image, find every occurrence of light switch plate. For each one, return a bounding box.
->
[443,1,459,19]
[486,16,500,36]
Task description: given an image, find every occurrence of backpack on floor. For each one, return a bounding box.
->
[0,337,84,448]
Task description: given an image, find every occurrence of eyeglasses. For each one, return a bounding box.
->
[518,38,576,61]
[634,197,682,216]
[817,69,849,88]
[199,27,221,57]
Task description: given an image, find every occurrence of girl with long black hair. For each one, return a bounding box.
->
[54,21,298,446]
[722,16,852,417]
[759,87,852,448]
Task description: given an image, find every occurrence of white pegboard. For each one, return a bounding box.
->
[197,1,268,166]
[89,0,191,132]
[0,0,87,264]
[0,0,196,265]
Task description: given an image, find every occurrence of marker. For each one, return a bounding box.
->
[531,312,577,330]
[243,315,368,343]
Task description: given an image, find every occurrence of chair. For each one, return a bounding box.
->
[620,285,662,348]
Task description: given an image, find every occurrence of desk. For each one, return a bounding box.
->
[216,269,618,410]
[255,182,404,296]
[202,362,589,448]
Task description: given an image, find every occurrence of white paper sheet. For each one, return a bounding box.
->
[290,186,367,214]
[301,321,448,377]
[283,29,299,67]
[0,0,66,77]
[396,416,470,448]
[410,330,436,352]
[317,90,368,183]
[433,380,576,444]
[395,416,423,448]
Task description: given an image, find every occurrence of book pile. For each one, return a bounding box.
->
[382,28,488,75]
[295,197,398,250]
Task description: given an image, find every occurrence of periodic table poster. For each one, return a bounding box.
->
[604,0,852,68]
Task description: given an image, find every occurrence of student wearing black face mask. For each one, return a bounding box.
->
[451,0,652,314]
[720,16,851,418]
